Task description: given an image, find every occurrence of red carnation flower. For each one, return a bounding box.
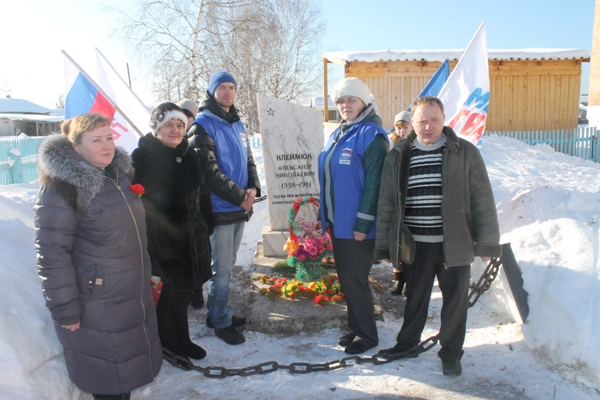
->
[129,184,145,197]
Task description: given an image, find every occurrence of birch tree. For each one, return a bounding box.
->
[0,79,9,98]
[204,0,324,130]
[109,0,324,131]
[109,0,254,101]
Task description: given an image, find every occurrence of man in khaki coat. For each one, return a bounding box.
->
[374,96,501,376]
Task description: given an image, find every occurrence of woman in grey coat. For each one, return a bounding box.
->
[34,113,162,400]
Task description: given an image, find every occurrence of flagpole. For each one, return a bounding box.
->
[61,50,144,137]
[438,22,486,95]
[95,48,150,115]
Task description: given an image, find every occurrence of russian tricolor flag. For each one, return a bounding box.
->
[65,73,116,119]
[62,50,147,152]
[63,51,116,120]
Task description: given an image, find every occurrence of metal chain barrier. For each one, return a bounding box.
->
[165,257,501,377]
[254,195,267,203]
[467,256,502,307]
[162,335,440,378]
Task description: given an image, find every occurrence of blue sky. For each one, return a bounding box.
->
[0,0,593,108]
[322,0,592,50]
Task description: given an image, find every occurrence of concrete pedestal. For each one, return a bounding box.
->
[261,226,289,258]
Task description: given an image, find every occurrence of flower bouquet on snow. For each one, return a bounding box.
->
[283,196,333,281]
[258,274,344,306]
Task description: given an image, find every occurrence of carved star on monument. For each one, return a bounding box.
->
[267,108,275,116]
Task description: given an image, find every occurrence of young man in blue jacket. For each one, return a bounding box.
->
[188,71,261,345]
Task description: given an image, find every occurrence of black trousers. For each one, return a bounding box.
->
[331,231,378,345]
[156,284,193,357]
[396,242,470,361]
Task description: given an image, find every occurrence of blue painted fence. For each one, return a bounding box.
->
[248,136,261,149]
[0,135,46,185]
[485,127,599,163]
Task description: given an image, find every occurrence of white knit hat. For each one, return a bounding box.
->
[332,78,370,107]
[394,111,412,125]
[149,102,188,134]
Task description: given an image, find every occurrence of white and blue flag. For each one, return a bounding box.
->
[438,22,490,146]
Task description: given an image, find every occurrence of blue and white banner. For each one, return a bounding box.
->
[438,22,490,146]
[419,59,450,99]
[409,59,450,111]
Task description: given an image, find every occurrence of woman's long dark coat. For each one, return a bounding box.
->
[34,134,162,395]
[131,133,213,291]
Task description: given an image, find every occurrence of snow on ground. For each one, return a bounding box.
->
[0,134,599,399]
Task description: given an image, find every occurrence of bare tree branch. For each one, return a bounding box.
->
[107,0,324,128]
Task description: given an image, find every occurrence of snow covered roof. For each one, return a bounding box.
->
[311,96,336,108]
[0,98,52,115]
[0,113,63,122]
[322,48,591,65]
[49,109,65,117]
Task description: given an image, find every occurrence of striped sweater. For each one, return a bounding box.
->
[405,135,447,242]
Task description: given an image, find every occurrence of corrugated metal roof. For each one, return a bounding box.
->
[322,48,591,65]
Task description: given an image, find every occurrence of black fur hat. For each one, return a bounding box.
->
[149,101,188,134]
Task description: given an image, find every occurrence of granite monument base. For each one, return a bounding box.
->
[261,226,289,258]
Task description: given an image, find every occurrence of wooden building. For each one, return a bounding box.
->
[322,49,590,131]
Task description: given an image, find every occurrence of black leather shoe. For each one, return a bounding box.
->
[442,358,462,376]
[181,341,207,360]
[189,290,204,309]
[344,340,377,355]
[207,315,246,329]
[375,346,419,359]
[215,325,246,345]
[338,332,357,347]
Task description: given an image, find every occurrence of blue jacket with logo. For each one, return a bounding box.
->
[189,106,261,225]
[319,108,389,239]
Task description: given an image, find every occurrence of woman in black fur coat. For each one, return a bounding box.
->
[131,102,213,361]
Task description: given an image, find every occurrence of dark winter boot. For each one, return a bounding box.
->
[173,290,207,360]
[189,289,204,310]
[391,271,406,296]
[93,393,131,400]
[156,286,189,360]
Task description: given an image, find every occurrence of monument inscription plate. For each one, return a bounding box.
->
[257,94,324,256]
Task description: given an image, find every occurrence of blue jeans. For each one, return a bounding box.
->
[207,222,245,329]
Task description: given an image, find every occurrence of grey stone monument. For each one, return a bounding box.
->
[257,94,324,257]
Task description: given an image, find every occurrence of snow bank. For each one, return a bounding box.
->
[482,135,600,389]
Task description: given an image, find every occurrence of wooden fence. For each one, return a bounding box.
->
[485,126,599,163]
